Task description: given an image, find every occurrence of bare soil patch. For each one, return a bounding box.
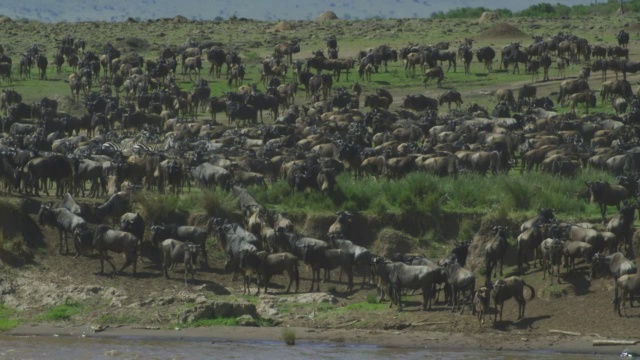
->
[479,22,529,39]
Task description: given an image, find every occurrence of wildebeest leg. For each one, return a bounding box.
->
[396,284,403,312]
[119,251,135,275]
[56,229,63,254]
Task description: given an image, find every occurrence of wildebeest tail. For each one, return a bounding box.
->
[524,281,535,300]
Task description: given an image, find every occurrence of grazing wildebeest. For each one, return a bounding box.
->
[439,90,463,110]
[567,91,596,114]
[491,276,535,324]
[423,66,444,88]
[38,204,88,256]
[92,225,138,277]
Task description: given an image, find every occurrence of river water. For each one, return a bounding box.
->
[0,334,623,360]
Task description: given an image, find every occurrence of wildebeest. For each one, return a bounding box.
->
[540,238,563,285]
[590,252,637,281]
[491,276,535,324]
[374,258,437,311]
[520,208,555,232]
[585,181,629,223]
[613,274,639,316]
[439,90,463,110]
[423,66,444,88]
[161,239,199,284]
[484,226,508,283]
[473,286,490,325]
[476,46,495,72]
[403,94,438,112]
[557,78,590,106]
[567,91,596,114]
[209,219,259,277]
[303,246,354,292]
[94,191,131,225]
[240,250,299,294]
[38,204,88,256]
[562,241,593,273]
[440,255,476,313]
[119,212,145,245]
[606,204,636,255]
[92,225,138,277]
[60,193,81,216]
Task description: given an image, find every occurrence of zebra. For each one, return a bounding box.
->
[132,143,163,155]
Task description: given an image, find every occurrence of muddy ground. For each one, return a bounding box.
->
[0,206,639,354]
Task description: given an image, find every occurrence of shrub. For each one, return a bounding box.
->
[281,327,296,345]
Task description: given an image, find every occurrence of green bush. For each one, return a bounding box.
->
[281,327,296,345]
[41,300,83,321]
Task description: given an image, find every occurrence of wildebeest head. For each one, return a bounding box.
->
[37,203,54,226]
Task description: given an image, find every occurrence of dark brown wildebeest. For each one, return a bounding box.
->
[490,276,535,324]
[586,181,629,224]
[274,41,300,64]
[364,94,392,110]
[557,78,590,106]
[569,90,596,114]
[439,90,463,110]
[601,79,631,104]
[423,66,444,88]
[227,64,245,87]
[476,46,495,72]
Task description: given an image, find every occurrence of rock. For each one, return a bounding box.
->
[478,12,499,24]
[316,11,339,22]
[294,293,338,304]
[257,301,279,318]
[232,302,258,317]
[213,301,233,318]
[157,296,175,306]
[237,315,258,326]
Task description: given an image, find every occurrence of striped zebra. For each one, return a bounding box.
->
[132,143,163,155]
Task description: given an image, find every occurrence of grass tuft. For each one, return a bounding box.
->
[0,305,19,331]
[39,300,83,321]
[281,327,296,346]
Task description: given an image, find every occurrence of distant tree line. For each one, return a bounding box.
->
[430,0,639,19]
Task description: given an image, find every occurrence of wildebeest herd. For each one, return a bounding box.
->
[0,27,639,325]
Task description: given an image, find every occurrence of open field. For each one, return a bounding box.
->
[1,13,640,354]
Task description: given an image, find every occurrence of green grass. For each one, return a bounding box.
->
[190,317,238,327]
[0,305,19,331]
[38,301,83,321]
